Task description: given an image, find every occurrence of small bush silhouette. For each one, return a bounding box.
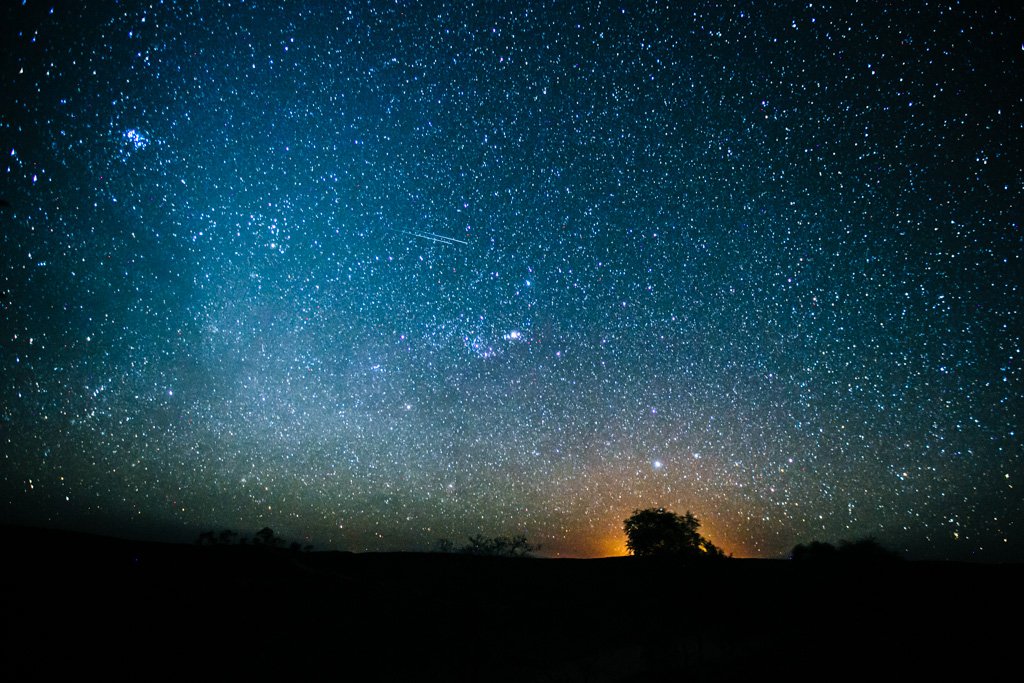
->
[458,534,538,557]
[791,537,901,562]
[195,527,312,552]
[790,540,839,561]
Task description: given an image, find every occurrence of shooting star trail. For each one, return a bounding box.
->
[392,229,468,246]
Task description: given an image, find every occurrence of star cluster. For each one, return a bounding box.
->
[2,1,1020,559]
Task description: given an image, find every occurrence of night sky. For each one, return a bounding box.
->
[2,0,1020,560]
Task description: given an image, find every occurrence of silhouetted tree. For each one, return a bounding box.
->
[623,508,724,558]
[253,527,283,549]
[435,538,454,553]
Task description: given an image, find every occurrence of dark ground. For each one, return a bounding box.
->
[3,526,1018,680]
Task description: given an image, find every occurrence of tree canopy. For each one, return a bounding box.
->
[623,508,724,558]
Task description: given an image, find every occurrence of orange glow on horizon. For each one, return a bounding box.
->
[593,534,629,558]
[577,520,749,559]
[570,534,750,559]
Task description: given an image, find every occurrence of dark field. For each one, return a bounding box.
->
[5,526,1018,681]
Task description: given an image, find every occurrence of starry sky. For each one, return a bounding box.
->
[1,0,1020,560]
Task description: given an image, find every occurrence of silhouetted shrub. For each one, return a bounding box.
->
[791,537,901,562]
[460,534,538,557]
[791,541,839,561]
[195,527,310,552]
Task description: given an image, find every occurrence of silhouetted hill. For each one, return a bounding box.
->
[3,525,1019,681]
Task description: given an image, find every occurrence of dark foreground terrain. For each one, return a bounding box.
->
[4,526,1019,681]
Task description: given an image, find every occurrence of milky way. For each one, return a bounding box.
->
[2,1,1020,559]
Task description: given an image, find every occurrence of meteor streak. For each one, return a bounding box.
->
[391,228,468,246]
